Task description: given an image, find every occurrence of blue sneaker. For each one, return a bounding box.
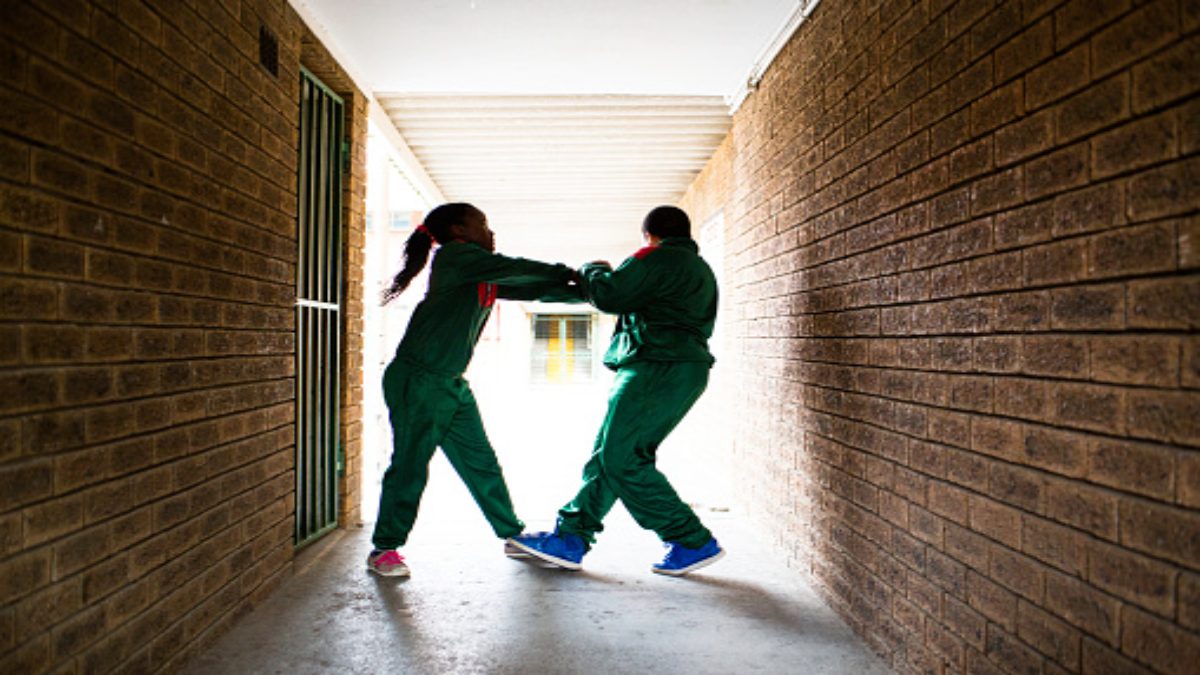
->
[504,539,532,559]
[652,538,725,576]
[506,530,587,570]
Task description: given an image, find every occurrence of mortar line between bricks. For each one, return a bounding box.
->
[752,366,1199,447]
[808,517,1103,674]
[792,360,1196,395]
[735,287,1197,325]
[797,518,1074,672]
[1,347,299,363]
[735,325,1200,340]
[734,233,1200,281]
[0,214,297,283]
[0,265,296,307]
[869,12,1198,130]
[726,236,1191,293]
[5,478,294,573]
[0,354,300,373]
[727,196,1200,287]
[7,443,296,538]
[1,61,298,199]
[0,319,300,335]
[672,331,1198,343]
[0,369,298,403]
[4,116,301,249]
[156,545,299,671]
[0,350,297,365]
[0,273,303,314]
[0,400,295,467]
[150,1,307,116]
[22,2,264,124]
[0,175,300,271]
[810,456,1198,607]
[0,149,300,263]
[729,289,1200,314]
[725,117,1197,263]
[807,427,1196,628]
[800,402,1200,550]
[731,341,1197,384]
[1,433,297,550]
[1043,6,1197,74]
[0,2,369,672]
[43,504,296,665]
[17,1,305,189]
[0,377,297,432]
[47,430,296,523]
[155,558,292,673]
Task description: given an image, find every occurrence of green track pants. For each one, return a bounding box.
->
[557,360,712,549]
[372,359,524,550]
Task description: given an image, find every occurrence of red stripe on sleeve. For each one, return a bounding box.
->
[477,282,497,308]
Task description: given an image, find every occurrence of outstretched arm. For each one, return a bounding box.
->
[452,244,576,288]
[577,255,656,314]
[497,279,586,303]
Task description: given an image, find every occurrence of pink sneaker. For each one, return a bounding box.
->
[367,549,410,577]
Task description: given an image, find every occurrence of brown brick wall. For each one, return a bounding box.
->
[681,0,1199,673]
[0,1,365,672]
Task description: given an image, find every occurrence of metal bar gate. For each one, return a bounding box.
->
[295,68,344,546]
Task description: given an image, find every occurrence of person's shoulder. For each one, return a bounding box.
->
[631,246,657,260]
[443,241,482,253]
[440,241,491,261]
[429,243,478,278]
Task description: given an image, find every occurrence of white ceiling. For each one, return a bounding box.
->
[375,93,731,262]
[295,0,801,261]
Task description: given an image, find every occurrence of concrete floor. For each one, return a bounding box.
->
[182,500,890,674]
[183,361,892,675]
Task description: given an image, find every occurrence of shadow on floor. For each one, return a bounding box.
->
[185,363,890,674]
[182,501,891,675]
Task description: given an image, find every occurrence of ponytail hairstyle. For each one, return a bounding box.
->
[381,202,479,304]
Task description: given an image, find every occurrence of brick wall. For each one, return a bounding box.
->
[0,1,365,672]
[681,0,1199,672]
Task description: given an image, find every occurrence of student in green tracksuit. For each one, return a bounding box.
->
[368,202,578,577]
[509,205,725,576]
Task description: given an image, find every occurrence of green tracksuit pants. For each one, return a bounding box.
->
[556,360,713,549]
[372,359,523,550]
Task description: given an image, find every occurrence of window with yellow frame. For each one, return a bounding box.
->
[531,314,593,383]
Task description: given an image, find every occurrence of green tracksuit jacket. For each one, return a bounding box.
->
[557,237,719,549]
[372,241,576,551]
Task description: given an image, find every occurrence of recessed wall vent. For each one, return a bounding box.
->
[259,25,279,77]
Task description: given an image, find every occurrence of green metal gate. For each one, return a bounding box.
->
[295,68,345,546]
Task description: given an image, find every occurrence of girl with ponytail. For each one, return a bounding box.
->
[368,202,580,577]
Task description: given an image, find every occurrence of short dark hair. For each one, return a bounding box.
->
[642,205,690,239]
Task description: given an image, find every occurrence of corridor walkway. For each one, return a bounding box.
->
[182,356,891,674]
[182,502,889,675]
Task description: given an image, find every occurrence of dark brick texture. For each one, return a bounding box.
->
[0,0,366,672]
[682,0,1199,673]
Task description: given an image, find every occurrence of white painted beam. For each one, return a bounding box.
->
[367,100,446,208]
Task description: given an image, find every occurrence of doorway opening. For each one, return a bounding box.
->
[294,68,345,547]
